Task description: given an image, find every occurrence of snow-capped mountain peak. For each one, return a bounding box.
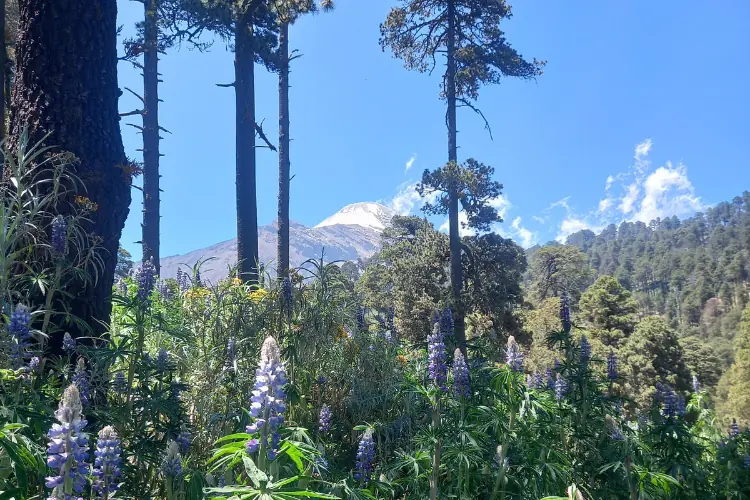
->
[315,202,396,231]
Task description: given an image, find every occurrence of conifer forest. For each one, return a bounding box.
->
[1,1,749,499]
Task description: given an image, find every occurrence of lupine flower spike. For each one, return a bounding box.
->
[692,375,700,393]
[51,215,67,255]
[92,426,122,498]
[246,336,287,461]
[440,308,453,337]
[8,304,32,367]
[72,358,90,408]
[505,336,524,372]
[427,322,447,390]
[319,404,331,433]
[554,374,567,401]
[579,335,591,364]
[46,385,90,498]
[161,440,183,477]
[62,332,76,353]
[560,295,571,333]
[136,258,156,301]
[176,429,191,454]
[607,351,618,381]
[354,429,375,484]
[730,419,740,438]
[452,348,470,399]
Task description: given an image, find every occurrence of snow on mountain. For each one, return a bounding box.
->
[157,202,396,283]
[315,202,396,231]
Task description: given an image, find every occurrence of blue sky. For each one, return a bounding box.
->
[116,0,750,259]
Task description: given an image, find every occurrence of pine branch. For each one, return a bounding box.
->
[254,121,277,152]
[124,87,145,104]
[457,97,493,140]
[120,109,144,117]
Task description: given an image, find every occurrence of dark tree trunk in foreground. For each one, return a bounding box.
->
[445,0,466,355]
[235,15,259,283]
[277,22,290,279]
[10,0,131,352]
[142,0,161,274]
[0,0,5,151]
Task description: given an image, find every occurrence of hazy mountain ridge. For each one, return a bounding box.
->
[158,203,394,282]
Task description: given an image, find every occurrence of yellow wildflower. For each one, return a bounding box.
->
[397,354,408,366]
[75,196,98,212]
[232,278,242,286]
[248,288,269,302]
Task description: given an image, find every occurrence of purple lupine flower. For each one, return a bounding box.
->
[51,215,67,255]
[606,415,625,441]
[356,307,366,331]
[607,351,618,381]
[452,348,470,399]
[72,358,90,408]
[505,336,524,373]
[92,426,122,497]
[377,315,387,330]
[317,375,328,386]
[112,371,127,393]
[136,259,157,301]
[247,337,287,461]
[554,374,567,401]
[744,455,750,469]
[386,307,395,332]
[692,375,700,393]
[176,268,188,292]
[8,304,32,366]
[155,348,170,372]
[319,404,331,433]
[176,429,191,454]
[62,332,76,353]
[161,440,183,477]
[662,387,677,420]
[157,279,173,300]
[560,295,571,333]
[194,269,203,288]
[29,356,40,372]
[676,394,686,417]
[440,308,454,337]
[730,419,740,438]
[427,322,447,391]
[354,428,375,484]
[45,385,89,497]
[532,371,545,390]
[546,368,555,390]
[526,374,532,388]
[579,335,591,364]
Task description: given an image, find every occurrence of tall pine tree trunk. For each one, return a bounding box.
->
[277,22,290,279]
[235,16,259,283]
[10,0,131,352]
[142,0,161,274]
[446,0,466,355]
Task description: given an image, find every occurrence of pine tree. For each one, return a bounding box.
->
[578,275,639,346]
[717,302,750,427]
[174,0,279,283]
[380,0,543,354]
[275,0,333,280]
[8,0,132,351]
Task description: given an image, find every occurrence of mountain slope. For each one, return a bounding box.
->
[159,203,394,283]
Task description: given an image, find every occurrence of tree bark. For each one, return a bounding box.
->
[446,0,466,355]
[235,15,259,283]
[277,22,290,279]
[9,0,131,352]
[141,0,161,274]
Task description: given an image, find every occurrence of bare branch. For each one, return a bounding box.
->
[120,109,144,117]
[254,121,277,152]
[457,97,493,140]
[123,87,145,104]
[159,126,173,134]
[216,82,236,88]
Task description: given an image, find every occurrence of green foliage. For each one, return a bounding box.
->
[527,244,592,304]
[619,316,692,411]
[578,275,639,346]
[717,302,750,427]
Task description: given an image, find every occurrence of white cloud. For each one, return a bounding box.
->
[605,175,615,191]
[598,198,613,213]
[632,162,704,222]
[404,154,417,173]
[532,215,546,224]
[635,138,653,162]
[618,183,639,214]
[489,195,512,219]
[511,216,536,247]
[389,182,422,215]
[556,218,605,243]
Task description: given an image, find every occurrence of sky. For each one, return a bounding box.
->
[116,0,750,259]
